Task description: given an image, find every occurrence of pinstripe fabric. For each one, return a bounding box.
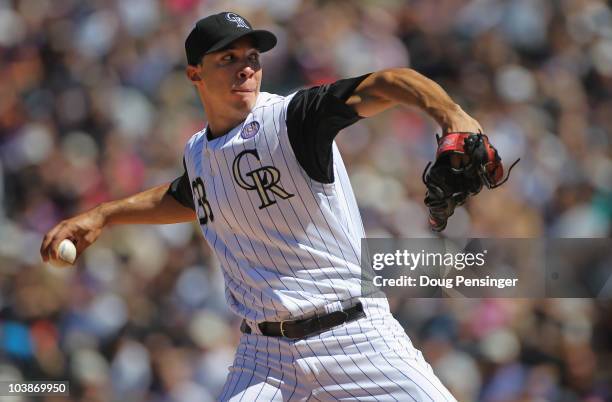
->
[183,92,366,323]
[183,91,456,401]
[218,297,457,401]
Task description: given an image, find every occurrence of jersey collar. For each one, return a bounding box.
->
[204,92,270,143]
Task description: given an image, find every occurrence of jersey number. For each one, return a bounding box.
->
[192,177,214,225]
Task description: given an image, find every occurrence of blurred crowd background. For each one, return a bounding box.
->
[1,0,611,401]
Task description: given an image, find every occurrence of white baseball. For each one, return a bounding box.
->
[49,239,77,268]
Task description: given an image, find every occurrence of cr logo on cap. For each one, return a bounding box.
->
[226,13,250,29]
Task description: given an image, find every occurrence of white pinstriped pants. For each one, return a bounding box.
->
[218,298,457,401]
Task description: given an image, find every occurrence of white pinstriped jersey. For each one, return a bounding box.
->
[176,76,458,402]
[182,91,367,322]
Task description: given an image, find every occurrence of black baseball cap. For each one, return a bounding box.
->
[185,12,277,66]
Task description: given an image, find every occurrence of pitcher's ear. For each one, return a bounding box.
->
[186,66,201,82]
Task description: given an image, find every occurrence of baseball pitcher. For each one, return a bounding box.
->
[41,12,514,401]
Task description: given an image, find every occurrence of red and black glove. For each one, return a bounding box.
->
[422,132,519,232]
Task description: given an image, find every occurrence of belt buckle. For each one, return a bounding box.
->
[279,320,289,338]
[280,319,303,340]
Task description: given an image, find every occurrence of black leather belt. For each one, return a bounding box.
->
[240,302,365,340]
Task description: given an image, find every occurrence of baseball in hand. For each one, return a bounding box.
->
[49,239,77,268]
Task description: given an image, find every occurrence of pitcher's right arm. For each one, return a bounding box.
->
[40,182,195,264]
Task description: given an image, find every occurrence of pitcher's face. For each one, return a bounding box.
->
[188,37,262,114]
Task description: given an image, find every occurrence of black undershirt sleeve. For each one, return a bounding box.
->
[285,73,371,183]
[167,157,195,211]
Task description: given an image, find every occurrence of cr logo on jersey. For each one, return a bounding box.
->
[233,149,294,209]
[225,13,250,29]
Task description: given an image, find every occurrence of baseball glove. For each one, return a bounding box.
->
[422,132,519,232]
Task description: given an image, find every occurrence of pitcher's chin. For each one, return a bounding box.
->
[231,90,257,109]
